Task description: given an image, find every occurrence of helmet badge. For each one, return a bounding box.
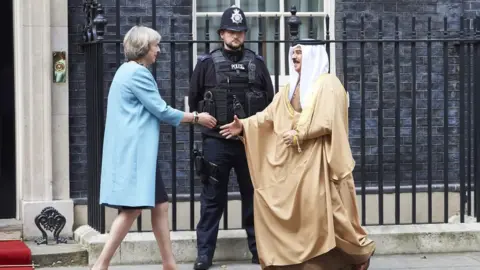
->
[230,9,243,24]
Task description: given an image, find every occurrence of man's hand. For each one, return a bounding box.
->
[219,115,243,139]
[282,130,298,146]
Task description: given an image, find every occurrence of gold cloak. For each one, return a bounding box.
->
[239,74,376,269]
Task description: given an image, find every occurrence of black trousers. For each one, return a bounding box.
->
[196,136,257,259]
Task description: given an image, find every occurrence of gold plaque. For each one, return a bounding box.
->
[53,51,67,83]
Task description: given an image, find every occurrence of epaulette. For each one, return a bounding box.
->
[244,47,264,62]
[197,54,212,62]
[255,55,264,62]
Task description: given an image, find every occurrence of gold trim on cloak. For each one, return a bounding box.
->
[284,74,329,152]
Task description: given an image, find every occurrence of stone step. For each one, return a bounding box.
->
[27,241,88,268]
[0,218,22,240]
[75,223,480,266]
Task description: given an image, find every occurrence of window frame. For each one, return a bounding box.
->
[191,0,336,87]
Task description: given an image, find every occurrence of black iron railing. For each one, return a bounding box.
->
[82,0,480,234]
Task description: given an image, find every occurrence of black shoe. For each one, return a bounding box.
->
[193,255,212,270]
[251,253,260,264]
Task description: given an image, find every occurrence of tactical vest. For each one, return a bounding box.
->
[198,48,268,125]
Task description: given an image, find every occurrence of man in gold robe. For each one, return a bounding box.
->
[219,41,376,270]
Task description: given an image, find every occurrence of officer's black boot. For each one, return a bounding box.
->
[251,253,260,264]
[193,255,212,270]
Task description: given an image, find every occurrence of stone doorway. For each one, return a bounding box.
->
[0,0,16,219]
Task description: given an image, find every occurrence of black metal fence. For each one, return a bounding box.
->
[82,0,480,234]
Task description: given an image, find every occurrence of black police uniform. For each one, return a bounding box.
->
[188,5,274,270]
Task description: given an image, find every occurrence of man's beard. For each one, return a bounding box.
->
[225,41,243,50]
[293,59,301,72]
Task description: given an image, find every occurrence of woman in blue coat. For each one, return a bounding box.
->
[92,25,217,270]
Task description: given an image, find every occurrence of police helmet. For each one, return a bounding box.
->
[217,5,248,34]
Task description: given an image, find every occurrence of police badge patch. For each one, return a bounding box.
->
[230,9,243,24]
[231,63,245,70]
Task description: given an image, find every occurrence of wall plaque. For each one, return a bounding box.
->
[53,51,67,83]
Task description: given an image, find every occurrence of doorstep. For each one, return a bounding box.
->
[74,222,480,266]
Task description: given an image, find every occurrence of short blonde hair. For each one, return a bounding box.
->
[123,26,161,61]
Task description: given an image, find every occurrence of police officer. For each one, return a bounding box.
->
[188,5,274,270]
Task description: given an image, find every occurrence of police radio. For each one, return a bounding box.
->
[244,61,267,116]
[245,91,267,116]
[232,94,247,119]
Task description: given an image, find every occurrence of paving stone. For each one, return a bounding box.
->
[38,252,480,269]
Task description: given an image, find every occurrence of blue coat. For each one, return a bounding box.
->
[99,62,184,208]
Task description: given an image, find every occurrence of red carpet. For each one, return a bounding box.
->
[0,268,32,270]
[0,240,33,269]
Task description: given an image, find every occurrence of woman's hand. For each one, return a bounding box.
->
[197,112,217,129]
[219,115,243,139]
[282,130,298,146]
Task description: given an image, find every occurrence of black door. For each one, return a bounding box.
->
[0,0,16,219]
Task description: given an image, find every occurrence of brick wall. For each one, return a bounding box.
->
[68,0,195,198]
[69,0,87,198]
[68,0,478,198]
[335,0,476,188]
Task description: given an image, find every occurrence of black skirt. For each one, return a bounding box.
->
[102,172,169,210]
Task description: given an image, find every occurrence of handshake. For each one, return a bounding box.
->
[191,112,245,140]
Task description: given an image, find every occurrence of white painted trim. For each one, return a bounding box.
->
[42,0,54,202]
[326,0,336,76]
[184,96,190,113]
[195,12,329,16]
[192,0,198,70]
[191,0,336,78]
[270,75,289,87]
[279,0,286,77]
[13,0,23,220]
[279,17,286,76]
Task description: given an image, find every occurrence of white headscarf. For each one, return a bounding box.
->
[288,43,330,108]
